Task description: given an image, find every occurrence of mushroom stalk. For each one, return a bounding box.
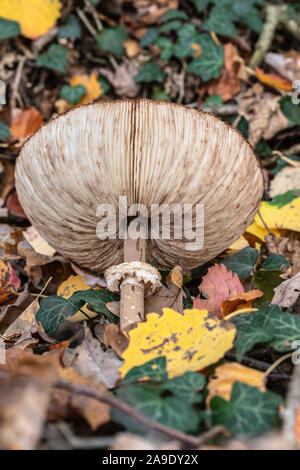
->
[121,235,146,330]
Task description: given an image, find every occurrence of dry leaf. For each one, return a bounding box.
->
[124,39,140,58]
[272,272,300,309]
[207,362,266,404]
[145,266,184,315]
[6,191,27,218]
[3,298,39,344]
[103,323,129,357]
[133,0,178,25]
[256,67,292,91]
[70,73,103,105]
[0,351,58,450]
[265,51,300,82]
[193,264,244,319]
[23,226,55,257]
[221,289,264,318]
[0,259,20,304]
[73,328,122,388]
[102,64,140,98]
[207,43,241,101]
[10,107,43,140]
[120,308,236,379]
[265,235,300,269]
[0,0,62,39]
[0,284,30,335]
[269,167,300,198]
[255,198,300,233]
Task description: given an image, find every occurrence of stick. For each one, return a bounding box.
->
[55,379,225,448]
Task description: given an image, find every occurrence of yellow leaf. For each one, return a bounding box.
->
[254,198,300,233]
[57,275,100,322]
[245,220,282,244]
[227,236,249,254]
[207,362,266,404]
[120,308,236,379]
[70,73,103,105]
[23,226,55,257]
[0,0,62,39]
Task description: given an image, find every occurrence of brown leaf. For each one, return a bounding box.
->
[193,264,244,319]
[265,51,300,82]
[0,284,30,334]
[145,266,184,315]
[6,191,27,218]
[0,351,58,450]
[105,64,140,98]
[103,323,129,357]
[265,235,300,269]
[10,107,43,140]
[0,259,20,304]
[124,38,140,57]
[272,272,300,309]
[220,289,264,317]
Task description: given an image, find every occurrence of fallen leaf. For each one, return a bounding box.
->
[272,272,300,309]
[256,67,292,91]
[0,0,62,39]
[255,198,300,233]
[265,51,300,82]
[0,259,20,304]
[193,264,244,318]
[70,73,103,105]
[73,328,122,388]
[265,234,300,269]
[23,226,55,257]
[0,351,58,449]
[207,43,241,101]
[269,167,300,198]
[10,107,43,139]
[145,266,184,315]
[120,308,236,379]
[6,191,27,218]
[124,38,140,57]
[0,284,30,334]
[221,289,264,318]
[207,362,266,404]
[3,298,39,345]
[103,323,130,357]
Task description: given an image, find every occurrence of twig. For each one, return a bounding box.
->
[10,55,26,109]
[56,422,114,449]
[76,7,97,37]
[83,0,103,31]
[263,352,294,378]
[225,308,258,321]
[55,379,225,448]
[257,209,271,236]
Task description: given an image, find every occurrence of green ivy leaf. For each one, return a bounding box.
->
[98,76,110,95]
[58,14,82,39]
[0,120,11,140]
[152,85,170,101]
[159,20,181,32]
[261,254,289,271]
[173,23,199,59]
[203,6,237,36]
[113,384,199,434]
[211,382,282,436]
[187,34,224,81]
[140,28,159,47]
[253,270,284,308]
[0,17,21,40]
[162,371,206,404]
[162,9,188,21]
[135,62,166,83]
[36,296,83,336]
[189,0,212,12]
[123,357,168,384]
[36,44,68,73]
[203,94,223,108]
[269,190,299,208]
[96,25,127,58]
[70,289,120,323]
[221,247,259,279]
[280,96,300,127]
[155,36,174,60]
[60,84,87,104]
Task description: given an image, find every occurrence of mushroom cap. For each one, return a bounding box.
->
[15,99,263,272]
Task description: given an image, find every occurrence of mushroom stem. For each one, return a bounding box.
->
[120,235,146,330]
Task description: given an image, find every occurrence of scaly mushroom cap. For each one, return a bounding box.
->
[15,99,263,272]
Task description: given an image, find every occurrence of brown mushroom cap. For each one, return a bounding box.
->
[15,99,263,272]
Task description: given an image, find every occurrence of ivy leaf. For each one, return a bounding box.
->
[98,76,110,95]
[0,17,20,40]
[162,371,206,404]
[221,247,259,279]
[60,84,87,104]
[187,34,224,81]
[203,6,237,36]
[261,254,289,271]
[155,36,174,60]
[70,289,120,323]
[173,23,199,59]
[36,44,68,73]
[96,25,127,58]
[0,120,11,140]
[152,85,170,101]
[36,295,83,336]
[140,27,159,47]
[123,357,168,384]
[135,62,166,83]
[211,382,282,436]
[162,9,188,21]
[159,20,181,32]
[269,313,300,352]
[253,269,284,308]
[269,190,299,208]
[189,0,212,12]
[240,6,263,34]
[58,14,82,39]
[113,384,199,434]
[232,305,279,361]
[280,96,300,127]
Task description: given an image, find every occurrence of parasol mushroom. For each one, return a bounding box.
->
[15,99,263,330]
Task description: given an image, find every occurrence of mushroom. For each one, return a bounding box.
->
[15,99,263,330]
